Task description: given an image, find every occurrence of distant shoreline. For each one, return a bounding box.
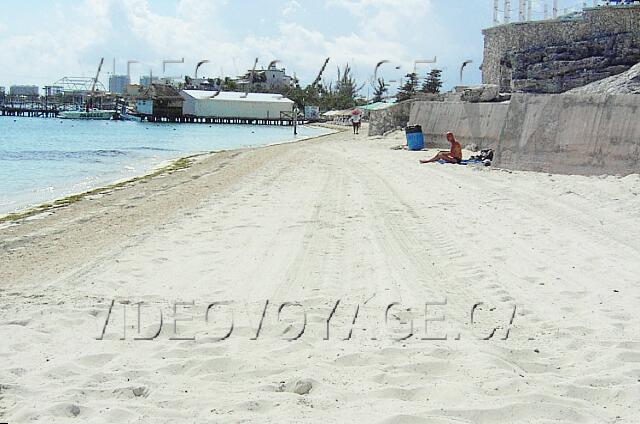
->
[0,124,340,225]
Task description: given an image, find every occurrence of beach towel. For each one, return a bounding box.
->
[437,159,489,166]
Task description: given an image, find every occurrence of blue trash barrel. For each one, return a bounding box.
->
[405,125,424,151]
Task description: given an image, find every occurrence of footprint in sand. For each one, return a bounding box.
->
[616,351,640,363]
[76,353,117,368]
[152,257,169,264]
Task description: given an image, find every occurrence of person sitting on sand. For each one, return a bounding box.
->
[420,132,463,164]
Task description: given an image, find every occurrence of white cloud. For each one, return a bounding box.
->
[282,0,301,16]
[0,0,482,90]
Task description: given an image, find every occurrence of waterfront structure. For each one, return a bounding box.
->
[135,84,183,119]
[10,85,39,97]
[109,75,130,94]
[43,86,64,97]
[180,90,294,119]
[125,84,143,96]
[50,77,108,106]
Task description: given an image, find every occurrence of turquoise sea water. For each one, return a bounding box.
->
[0,117,331,214]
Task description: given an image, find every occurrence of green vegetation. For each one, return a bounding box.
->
[222,77,238,91]
[372,78,388,103]
[422,69,443,94]
[282,63,362,112]
[396,72,419,102]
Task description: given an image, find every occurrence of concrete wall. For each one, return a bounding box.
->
[368,100,416,136]
[497,93,640,175]
[408,101,509,149]
[482,5,640,93]
[405,94,640,176]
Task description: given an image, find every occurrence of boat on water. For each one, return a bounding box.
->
[115,104,142,122]
[59,110,117,120]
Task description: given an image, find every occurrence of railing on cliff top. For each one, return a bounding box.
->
[492,1,638,26]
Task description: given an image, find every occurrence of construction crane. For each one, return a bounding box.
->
[312,57,330,88]
[87,57,104,111]
[90,57,104,93]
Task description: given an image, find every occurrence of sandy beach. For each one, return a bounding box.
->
[1,127,639,423]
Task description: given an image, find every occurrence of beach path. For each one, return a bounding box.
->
[1,128,639,423]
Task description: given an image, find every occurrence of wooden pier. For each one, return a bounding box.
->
[1,101,306,127]
[141,115,304,126]
[1,106,59,118]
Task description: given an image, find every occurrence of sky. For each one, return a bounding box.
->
[0,0,590,94]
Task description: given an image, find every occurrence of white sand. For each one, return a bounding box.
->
[1,127,639,423]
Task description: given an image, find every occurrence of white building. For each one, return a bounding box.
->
[185,77,222,91]
[109,75,130,94]
[181,90,294,119]
[10,85,39,96]
[236,63,294,91]
[263,64,293,88]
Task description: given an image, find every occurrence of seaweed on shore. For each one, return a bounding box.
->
[0,155,195,225]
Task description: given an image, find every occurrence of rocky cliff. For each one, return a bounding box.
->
[508,32,640,93]
[483,5,640,94]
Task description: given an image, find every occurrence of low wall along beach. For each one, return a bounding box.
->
[497,93,640,175]
[370,94,640,176]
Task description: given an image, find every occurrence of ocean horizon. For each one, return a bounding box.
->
[0,117,331,215]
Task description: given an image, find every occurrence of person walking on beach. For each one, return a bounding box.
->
[420,132,463,164]
[350,111,362,135]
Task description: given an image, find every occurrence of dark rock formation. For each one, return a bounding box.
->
[482,5,640,94]
[506,33,640,93]
[460,84,500,102]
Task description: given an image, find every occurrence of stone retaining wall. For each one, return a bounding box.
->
[482,5,640,93]
[405,94,640,176]
[367,100,416,136]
